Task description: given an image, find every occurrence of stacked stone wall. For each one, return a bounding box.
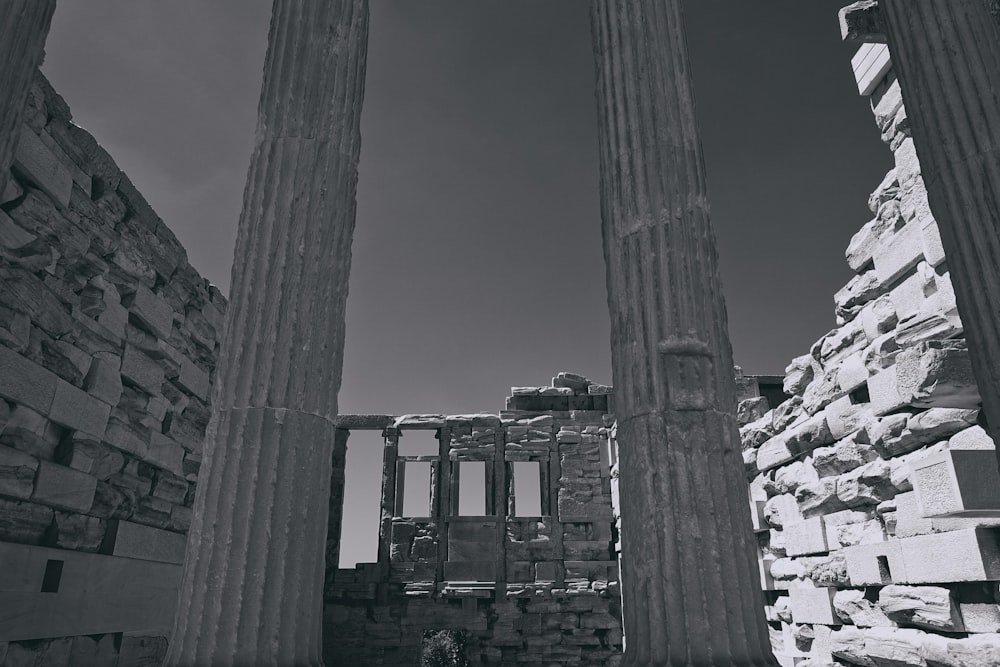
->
[0,71,225,665]
[741,66,1000,666]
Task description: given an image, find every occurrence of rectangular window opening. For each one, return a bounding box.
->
[512,461,542,517]
[398,429,440,456]
[457,461,486,516]
[402,461,432,517]
[339,430,383,567]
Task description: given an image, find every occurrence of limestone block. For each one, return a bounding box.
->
[813,436,879,478]
[176,356,210,401]
[169,504,192,533]
[865,409,978,459]
[863,627,926,667]
[819,321,868,368]
[837,460,895,509]
[802,367,844,416]
[837,353,872,395]
[151,471,188,504]
[836,271,881,314]
[0,497,53,545]
[32,460,96,512]
[784,517,830,557]
[0,304,30,353]
[873,218,926,287]
[895,340,981,410]
[49,510,105,551]
[147,432,185,475]
[0,209,36,250]
[847,217,887,273]
[121,345,164,396]
[859,295,899,343]
[737,396,769,426]
[0,444,38,499]
[12,125,72,207]
[864,332,901,372]
[894,312,962,348]
[123,284,174,340]
[133,494,172,529]
[920,219,946,267]
[98,298,129,339]
[69,635,118,665]
[868,366,907,416]
[830,626,875,666]
[773,396,806,432]
[117,635,168,666]
[893,491,1000,540]
[784,355,814,397]
[825,512,885,550]
[895,528,1000,584]
[844,540,901,585]
[786,413,836,455]
[37,338,92,387]
[0,343,57,414]
[878,584,963,631]
[0,404,61,459]
[48,380,110,438]
[771,459,820,496]
[789,587,839,625]
[83,354,123,407]
[769,557,806,582]
[757,434,796,472]
[797,478,848,518]
[764,493,802,528]
[740,416,773,449]
[834,589,896,627]
[959,602,1000,633]
[950,425,995,450]
[911,449,1000,517]
[825,397,873,441]
[55,434,125,480]
[888,261,936,324]
[921,634,1000,665]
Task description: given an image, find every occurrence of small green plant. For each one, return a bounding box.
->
[421,630,468,667]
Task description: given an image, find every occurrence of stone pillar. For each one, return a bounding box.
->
[0,1,57,196]
[589,2,775,665]
[165,2,369,665]
[325,429,350,600]
[880,1,1000,459]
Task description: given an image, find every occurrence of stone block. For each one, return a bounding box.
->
[878,584,963,631]
[764,494,802,529]
[844,540,901,586]
[147,432,185,475]
[151,471,188,504]
[895,528,1000,584]
[847,217,885,273]
[867,366,906,416]
[813,436,879,478]
[176,356,210,401]
[49,511,106,551]
[103,418,149,459]
[784,355,814,397]
[825,513,885,550]
[0,209,36,250]
[796,478,847,518]
[837,353,871,395]
[830,626,873,666]
[12,125,72,207]
[785,413,835,454]
[825,396,873,441]
[894,312,962,348]
[864,627,926,667]
[950,425,996,450]
[55,435,125,480]
[959,602,1000,633]
[837,460,895,509]
[0,445,38,499]
[784,517,829,556]
[789,587,839,625]
[912,449,1000,517]
[921,219,946,267]
[834,589,895,627]
[757,434,796,472]
[104,519,187,564]
[873,218,925,287]
[133,494,173,529]
[535,562,558,582]
[0,404,61,459]
[0,344,57,414]
[893,490,1000,540]
[858,295,898,342]
[0,497,53,545]
[123,284,174,340]
[121,345,164,395]
[48,380,111,438]
[895,341,981,410]
[69,634,118,665]
[83,354,123,407]
[32,461,97,512]
[117,634,168,667]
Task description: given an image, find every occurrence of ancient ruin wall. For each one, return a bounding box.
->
[324,375,623,666]
[739,45,1000,666]
[0,72,226,665]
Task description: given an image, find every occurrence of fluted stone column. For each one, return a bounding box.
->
[166,2,368,664]
[590,2,775,665]
[881,1,1000,460]
[0,1,57,196]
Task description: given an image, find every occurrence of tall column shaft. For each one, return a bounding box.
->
[0,0,57,195]
[166,1,369,664]
[881,1,1000,455]
[590,2,775,665]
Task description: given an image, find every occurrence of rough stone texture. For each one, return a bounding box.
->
[167,3,370,665]
[0,1,56,196]
[882,0,1000,464]
[590,1,772,663]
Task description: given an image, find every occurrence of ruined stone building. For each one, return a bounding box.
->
[3,1,1000,666]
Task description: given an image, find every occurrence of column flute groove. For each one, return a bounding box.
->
[166,1,369,664]
[881,1,1000,461]
[590,1,776,664]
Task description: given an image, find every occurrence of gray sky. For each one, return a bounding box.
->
[43,1,891,566]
